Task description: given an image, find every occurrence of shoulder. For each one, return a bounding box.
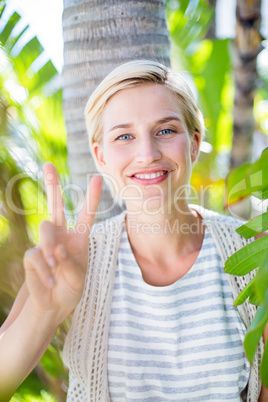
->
[190,204,251,257]
[90,210,126,240]
[189,204,245,229]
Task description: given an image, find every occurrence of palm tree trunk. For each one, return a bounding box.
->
[230,0,262,169]
[62,0,170,219]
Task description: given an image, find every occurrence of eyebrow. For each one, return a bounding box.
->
[108,116,182,132]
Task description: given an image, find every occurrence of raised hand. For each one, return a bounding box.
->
[23,162,102,319]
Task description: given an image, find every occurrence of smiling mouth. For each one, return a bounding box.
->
[132,170,168,179]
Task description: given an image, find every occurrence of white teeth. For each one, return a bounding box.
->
[134,171,166,179]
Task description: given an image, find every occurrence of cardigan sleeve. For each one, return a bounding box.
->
[66,372,88,402]
[62,212,126,401]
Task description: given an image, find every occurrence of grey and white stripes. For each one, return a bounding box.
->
[107,224,250,401]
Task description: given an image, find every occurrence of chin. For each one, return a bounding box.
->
[127,194,169,216]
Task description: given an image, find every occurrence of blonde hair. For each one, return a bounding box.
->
[85,60,205,165]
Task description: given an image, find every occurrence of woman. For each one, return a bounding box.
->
[0,60,267,401]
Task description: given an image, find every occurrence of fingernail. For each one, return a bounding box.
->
[47,256,56,268]
[47,277,55,287]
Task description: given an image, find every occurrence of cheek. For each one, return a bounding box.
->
[103,147,129,177]
[167,136,191,158]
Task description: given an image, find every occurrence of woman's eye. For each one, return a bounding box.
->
[116,134,133,141]
[158,128,174,136]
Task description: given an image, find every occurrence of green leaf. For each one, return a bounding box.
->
[261,147,268,158]
[226,147,268,206]
[13,36,44,77]
[236,212,268,239]
[261,340,268,387]
[224,236,268,275]
[6,24,29,53]
[249,291,261,306]
[28,60,58,95]
[0,11,20,46]
[233,276,256,306]
[255,248,268,306]
[257,148,268,200]
[0,2,6,15]
[244,305,268,364]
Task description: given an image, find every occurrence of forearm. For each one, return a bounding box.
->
[0,297,61,400]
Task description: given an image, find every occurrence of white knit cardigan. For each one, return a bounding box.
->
[63,206,264,402]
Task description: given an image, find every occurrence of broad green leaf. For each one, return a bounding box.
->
[226,147,268,206]
[255,248,268,306]
[224,236,268,275]
[13,36,44,78]
[262,147,268,158]
[233,276,256,306]
[0,11,20,46]
[249,292,261,306]
[28,60,58,95]
[6,24,29,53]
[261,340,268,387]
[244,305,268,364]
[0,2,6,15]
[258,148,268,200]
[236,212,268,239]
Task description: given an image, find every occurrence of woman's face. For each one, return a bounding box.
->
[93,84,201,213]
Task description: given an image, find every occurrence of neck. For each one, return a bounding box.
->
[125,201,205,266]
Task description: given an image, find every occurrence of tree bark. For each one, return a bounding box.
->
[62,0,170,219]
[230,0,262,169]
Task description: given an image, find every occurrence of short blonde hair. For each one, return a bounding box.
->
[85,60,205,163]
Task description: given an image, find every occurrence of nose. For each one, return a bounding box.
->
[136,134,161,165]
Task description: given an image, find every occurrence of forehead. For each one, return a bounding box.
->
[102,84,183,130]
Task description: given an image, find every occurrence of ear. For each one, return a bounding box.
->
[92,142,107,171]
[190,131,202,163]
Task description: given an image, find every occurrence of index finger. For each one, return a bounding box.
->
[76,175,103,236]
[43,162,66,227]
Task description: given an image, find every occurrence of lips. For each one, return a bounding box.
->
[133,170,167,179]
[129,169,170,185]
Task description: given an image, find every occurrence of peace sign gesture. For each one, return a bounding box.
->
[23,163,102,320]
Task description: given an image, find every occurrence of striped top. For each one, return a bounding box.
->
[107,223,250,401]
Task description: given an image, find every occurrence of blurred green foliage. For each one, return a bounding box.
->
[11,371,56,402]
[1,0,268,399]
[224,147,268,387]
[0,1,69,399]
